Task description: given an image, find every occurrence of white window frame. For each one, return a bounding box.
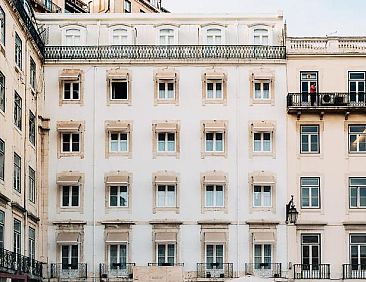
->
[253,244,272,268]
[349,178,366,209]
[0,6,4,46]
[349,125,366,153]
[156,184,176,208]
[111,28,128,45]
[61,185,80,208]
[14,219,21,254]
[206,28,222,45]
[14,153,21,193]
[63,81,80,101]
[206,80,223,100]
[29,227,35,260]
[109,244,128,269]
[350,234,366,268]
[29,166,36,203]
[254,80,270,100]
[30,57,36,90]
[205,131,224,152]
[300,125,320,154]
[61,244,79,269]
[253,185,272,208]
[61,133,80,153]
[202,25,225,45]
[0,138,4,181]
[14,91,22,130]
[253,27,270,45]
[157,132,176,152]
[109,132,129,153]
[110,79,129,100]
[124,0,131,13]
[349,72,366,103]
[157,26,178,45]
[109,185,128,207]
[65,28,81,46]
[15,32,22,69]
[29,110,36,146]
[158,80,175,100]
[205,244,224,265]
[253,132,272,152]
[156,243,176,265]
[0,71,4,112]
[205,184,224,208]
[300,177,320,209]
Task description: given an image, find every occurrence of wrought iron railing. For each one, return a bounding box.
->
[99,263,134,279]
[44,45,286,61]
[287,93,366,109]
[31,0,62,13]
[293,264,330,279]
[148,262,184,266]
[50,263,87,279]
[0,248,44,278]
[65,0,89,12]
[197,262,233,279]
[343,264,366,279]
[245,262,282,278]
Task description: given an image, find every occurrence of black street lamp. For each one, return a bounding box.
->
[286,195,298,224]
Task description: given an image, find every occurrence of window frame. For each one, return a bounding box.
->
[63,81,80,101]
[156,184,177,208]
[29,110,36,146]
[205,131,224,153]
[204,184,224,208]
[0,138,4,181]
[61,133,80,153]
[0,71,4,113]
[29,227,35,260]
[253,185,272,208]
[349,125,366,154]
[301,234,321,267]
[206,28,223,45]
[111,28,128,45]
[206,79,223,101]
[348,71,366,103]
[349,177,366,209]
[61,244,79,269]
[14,153,21,193]
[109,243,128,269]
[253,80,271,101]
[300,177,320,209]
[109,185,129,208]
[65,28,81,46]
[61,185,80,208]
[349,234,366,268]
[157,132,176,153]
[29,166,36,204]
[252,27,270,45]
[14,91,22,130]
[300,125,320,154]
[15,32,22,70]
[30,57,36,90]
[156,243,176,265]
[253,243,272,268]
[0,210,4,249]
[124,0,131,13]
[158,80,175,101]
[205,243,224,265]
[159,28,175,45]
[253,132,272,153]
[109,132,129,153]
[14,218,21,254]
[0,6,5,46]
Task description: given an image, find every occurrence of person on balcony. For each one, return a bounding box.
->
[310,83,317,106]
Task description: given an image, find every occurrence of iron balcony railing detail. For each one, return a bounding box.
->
[99,263,134,279]
[287,93,366,109]
[245,262,282,278]
[10,0,45,55]
[148,262,184,267]
[0,248,44,278]
[293,264,330,279]
[50,263,87,279]
[31,0,62,13]
[44,45,286,61]
[343,264,366,279]
[197,262,234,279]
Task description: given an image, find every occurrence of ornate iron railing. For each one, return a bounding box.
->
[10,0,45,55]
[197,262,233,279]
[343,264,366,279]
[65,0,89,12]
[50,263,87,279]
[31,0,62,13]
[148,262,184,266]
[293,264,330,279]
[44,45,286,61]
[99,263,134,279]
[245,262,282,278]
[0,248,44,278]
[287,93,366,110]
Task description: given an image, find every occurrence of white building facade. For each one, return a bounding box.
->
[39,13,288,281]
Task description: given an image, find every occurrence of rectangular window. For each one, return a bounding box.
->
[253,132,272,152]
[62,133,80,153]
[205,132,224,152]
[29,166,36,203]
[14,91,22,130]
[349,72,366,103]
[111,80,128,100]
[301,177,320,208]
[0,139,4,181]
[301,234,320,268]
[206,80,223,100]
[253,185,272,207]
[158,80,175,100]
[206,244,224,266]
[157,132,175,152]
[124,0,131,13]
[63,81,80,100]
[157,243,175,265]
[15,33,22,69]
[29,227,35,260]
[157,185,176,207]
[110,244,127,269]
[0,71,4,112]
[61,186,79,207]
[14,219,21,254]
[349,125,366,153]
[205,185,224,207]
[300,71,318,105]
[350,234,366,269]
[110,132,128,152]
[300,125,319,154]
[29,111,36,146]
[109,186,128,207]
[0,6,5,46]
[349,178,366,208]
[61,245,78,269]
[254,244,272,269]
[159,29,174,45]
[14,153,21,192]
[254,81,270,100]
[0,210,4,249]
[30,57,36,90]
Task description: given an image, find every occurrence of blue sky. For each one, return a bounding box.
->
[163,0,365,36]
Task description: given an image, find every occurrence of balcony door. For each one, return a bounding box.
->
[349,72,365,103]
[157,243,175,266]
[300,72,318,104]
[350,234,366,271]
[254,244,272,269]
[301,234,320,273]
[61,245,78,269]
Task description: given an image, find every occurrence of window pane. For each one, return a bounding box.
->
[62,186,69,206]
[350,178,366,186]
[71,186,79,206]
[216,186,224,206]
[206,186,214,206]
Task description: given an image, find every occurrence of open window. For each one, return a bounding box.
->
[107,70,131,105]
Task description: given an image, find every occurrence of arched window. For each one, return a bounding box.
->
[0,6,5,45]
[159,29,174,45]
[112,29,128,45]
[253,28,269,45]
[207,28,222,45]
[65,29,81,46]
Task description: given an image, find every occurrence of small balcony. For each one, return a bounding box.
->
[245,262,282,278]
[99,263,134,279]
[65,0,89,13]
[293,264,330,279]
[30,0,62,13]
[343,264,366,279]
[50,263,87,280]
[0,248,44,279]
[197,262,233,279]
[148,262,184,266]
[287,93,366,115]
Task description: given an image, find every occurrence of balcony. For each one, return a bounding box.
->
[148,262,184,266]
[44,45,286,61]
[99,263,134,279]
[0,248,44,279]
[50,263,87,279]
[293,264,330,279]
[30,0,62,13]
[343,264,366,279]
[245,262,282,278]
[197,263,233,279]
[287,93,366,115]
[65,0,89,13]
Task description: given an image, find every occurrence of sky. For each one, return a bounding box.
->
[162,0,366,37]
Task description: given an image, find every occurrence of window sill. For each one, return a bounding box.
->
[61,100,82,105]
[108,151,130,157]
[156,99,177,105]
[203,99,226,105]
[251,99,272,105]
[59,152,83,158]
[108,99,131,105]
[154,207,179,214]
[59,207,83,212]
[202,152,226,158]
[155,152,179,158]
[252,152,274,157]
[348,152,366,157]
